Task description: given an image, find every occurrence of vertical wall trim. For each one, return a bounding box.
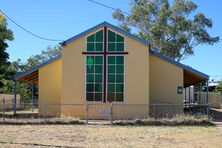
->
[32,83,34,105]
[189,87,191,108]
[185,88,186,100]
[206,80,209,117]
[103,26,107,103]
[199,83,202,104]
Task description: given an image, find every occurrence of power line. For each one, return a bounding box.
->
[1,1,220,42]
[88,0,222,41]
[87,0,150,22]
[87,0,151,29]
[87,0,132,16]
[0,9,64,42]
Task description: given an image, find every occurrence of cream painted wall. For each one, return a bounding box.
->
[149,54,184,114]
[61,29,89,117]
[37,25,185,117]
[61,35,86,105]
[124,35,149,104]
[38,58,62,115]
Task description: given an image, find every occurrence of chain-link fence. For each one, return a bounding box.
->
[0,98,38,112]
[0,99,210,124]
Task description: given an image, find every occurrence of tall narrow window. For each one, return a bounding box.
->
[86,56,103,101]
[84,28,127,102]
[107,29,124,102]
[107,56,124,102]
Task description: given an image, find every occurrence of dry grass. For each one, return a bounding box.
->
[0,114,212,126]
[0,125,221,147]
[114,115,212,126]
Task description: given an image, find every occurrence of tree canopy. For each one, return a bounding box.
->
[215,81,222,93]
[21,46,61,70]
[1,46,61,100]
[112,0,219,61]
[0,13,14,88]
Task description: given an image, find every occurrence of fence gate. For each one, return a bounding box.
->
[87,104,111,120]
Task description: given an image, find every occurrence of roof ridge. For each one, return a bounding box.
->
[14,55,61,80]
[149,49,209,79]
[60,21,150,46]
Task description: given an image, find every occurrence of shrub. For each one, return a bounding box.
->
[0,117,85,125]
[113,115,214,126]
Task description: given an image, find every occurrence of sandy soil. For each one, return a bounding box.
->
[0,125,221,148]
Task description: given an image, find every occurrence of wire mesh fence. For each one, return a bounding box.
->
[0,99,210,125]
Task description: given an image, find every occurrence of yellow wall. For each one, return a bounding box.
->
[61,28,89,117]
[149,54,184,114]
[37,26,186,118]
[36,25,187,118]
[61,26,150,119]
[124,32,150,105]
[38,58,62,116]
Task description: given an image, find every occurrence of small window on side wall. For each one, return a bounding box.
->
[177,86,183,94]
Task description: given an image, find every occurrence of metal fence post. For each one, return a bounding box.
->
[154,104,156,119]
[32,83,34,112]
[200,104,201,115]
[110,103,113,125]
[193,101,196,114]
[85,102,88,124]
[44,103,47,123]
[206,80,209,120]
[2,98,5,124]
[32,101,34,113]
[173,104,176,116]
[12,99,13,110]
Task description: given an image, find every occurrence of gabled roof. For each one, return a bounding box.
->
[14,22,209,81]
[149,50,209,79]
[14,55,61,80]
[60,21,150,46]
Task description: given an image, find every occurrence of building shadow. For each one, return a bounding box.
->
[210,108,222,122]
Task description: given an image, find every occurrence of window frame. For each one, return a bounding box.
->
[84,28,126,103]
[86,29,104,52]
[106,55,125,103]
[85,55,104,102]
[106,29,125,103]
[107,29,125,53]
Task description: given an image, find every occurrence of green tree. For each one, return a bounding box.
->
[25,46,61,69]
[112,0,219,61]
[215,81,222,93]
[1,46,61,100]
[0,13,14,87]
[0,59,30,98]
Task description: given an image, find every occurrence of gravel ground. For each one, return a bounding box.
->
[0,125,221,147]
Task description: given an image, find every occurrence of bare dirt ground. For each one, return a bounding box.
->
[214,122,222,136]
[0,125,221,148]
[211,107,222,137]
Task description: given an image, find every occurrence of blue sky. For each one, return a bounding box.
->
[1,0,222,81]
